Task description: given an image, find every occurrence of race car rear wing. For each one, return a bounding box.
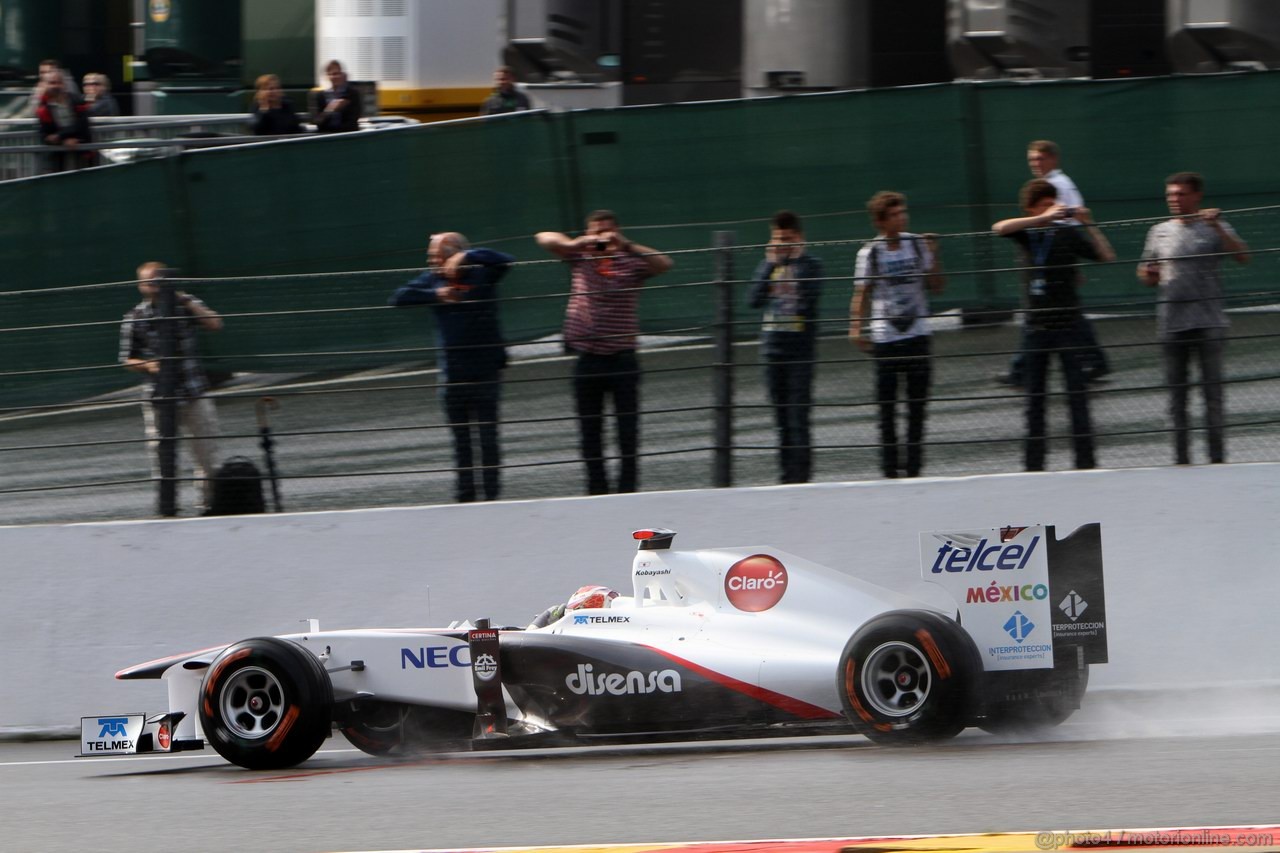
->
[921,523,1107,672]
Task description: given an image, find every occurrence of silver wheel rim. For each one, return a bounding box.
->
[860,640,932,718]
[220,665,286,739]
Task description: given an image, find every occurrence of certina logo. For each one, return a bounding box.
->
[565,663,682,696]
[724,554,788,612]
[401,645,470,669]
[573,615,632,625]
[97,717,129,738]
[473,653,498,681]
[1003,610,1036,643]
[930,536,1040,573]
[1059,591,1088,621]
[966,582,1049,604]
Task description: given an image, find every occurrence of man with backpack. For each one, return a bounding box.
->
[850,192,945,479]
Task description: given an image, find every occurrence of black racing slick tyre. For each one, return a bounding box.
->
[199,637,333,770]
[838,610,980,745]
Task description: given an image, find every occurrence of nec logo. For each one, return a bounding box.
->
[572,615,631,625]
[401,646,470,669]
[97,718,130,738]
[930,536,1040,573]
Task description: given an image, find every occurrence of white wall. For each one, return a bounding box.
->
[4,464,1278,736]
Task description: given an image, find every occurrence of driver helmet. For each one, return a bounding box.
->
[566,585,618,611]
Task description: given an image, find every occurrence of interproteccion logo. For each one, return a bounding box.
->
[1058,591,1088,621]
[1003,610,1035,643]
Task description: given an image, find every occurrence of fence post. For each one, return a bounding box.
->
[712,230,736,488]
[154,267,179,518]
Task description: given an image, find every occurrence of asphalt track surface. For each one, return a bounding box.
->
[6,691,1279,853]
[4,313,1280,525]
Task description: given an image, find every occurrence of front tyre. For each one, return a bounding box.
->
[838,610,980,745]
[199,637,333,770]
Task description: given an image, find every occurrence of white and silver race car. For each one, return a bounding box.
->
[80,523,1108,769]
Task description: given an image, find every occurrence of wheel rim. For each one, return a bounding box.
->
[219,665,287,739]
[860,640,932,718]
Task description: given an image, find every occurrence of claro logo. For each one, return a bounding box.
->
[565,663,682,696]
[724,554,788,612]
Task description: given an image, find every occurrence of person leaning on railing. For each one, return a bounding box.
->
[1138,171,1250,466]
[313,60,361,133]
[35,69,93,172]
[250,74,302,136]
[993,179,1115,473]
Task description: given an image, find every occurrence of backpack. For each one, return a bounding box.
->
[207,456,266,516]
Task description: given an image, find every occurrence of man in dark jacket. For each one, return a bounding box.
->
[313,60,362,133]
[749,210,824,483]
[390,233,513,502]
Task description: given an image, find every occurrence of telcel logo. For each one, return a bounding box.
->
[97,718,129,738]
[401,645,470,669]
[565,663,682,696]
[724,554,788,612]
[930,536,1040,573]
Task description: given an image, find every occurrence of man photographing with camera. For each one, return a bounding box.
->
[537,211,673,495]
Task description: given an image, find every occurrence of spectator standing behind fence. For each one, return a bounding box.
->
[313,60,361,133]
[536,211,673,495]
[994,180,1115,472]
[19,59,80,117]
[849,192,945,479]
[1139,172,1250,465]
[250,74,302,136]
[479,66,531,116]
[35,70,92,172]
[82,73,120,117]
[390,233,513,503]
[998,140,1110,387]
[748,210,823,484]
[119,263,223,514]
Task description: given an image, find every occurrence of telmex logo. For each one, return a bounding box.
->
[930,536,1040,573]
[573,615,631,625]
[724,554,788,612]
[565,663,682,696]
[98,718,129,738]
[401,646,470,669]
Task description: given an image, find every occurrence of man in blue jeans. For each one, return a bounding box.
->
[390,233,513,502]
[994,180,1115,471]
[749,210,824,483]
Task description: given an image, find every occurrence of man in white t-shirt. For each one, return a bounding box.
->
[998,140,1110,386]
[850,191,945,478]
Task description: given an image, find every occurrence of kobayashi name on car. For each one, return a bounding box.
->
[565,664,682,696]
[401,645,470,669]
[930,536,1040,573]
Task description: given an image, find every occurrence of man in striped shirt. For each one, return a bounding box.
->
[537,211,674,495]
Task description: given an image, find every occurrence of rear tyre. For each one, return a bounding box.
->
[199,637,333,770]
[838,610,980,745]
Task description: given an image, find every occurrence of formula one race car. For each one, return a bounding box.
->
[80,524,1107,769]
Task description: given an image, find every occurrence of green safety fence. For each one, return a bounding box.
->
[3,72,1278,409]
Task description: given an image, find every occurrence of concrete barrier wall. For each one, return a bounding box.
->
[4,464,1279,735]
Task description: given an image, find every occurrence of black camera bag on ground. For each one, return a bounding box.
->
[207,456,266,516]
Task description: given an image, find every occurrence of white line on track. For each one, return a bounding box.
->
[0,746,362,769]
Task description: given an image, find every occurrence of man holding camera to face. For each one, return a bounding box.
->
[537,211,673,495]
[993,179,1115,472]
